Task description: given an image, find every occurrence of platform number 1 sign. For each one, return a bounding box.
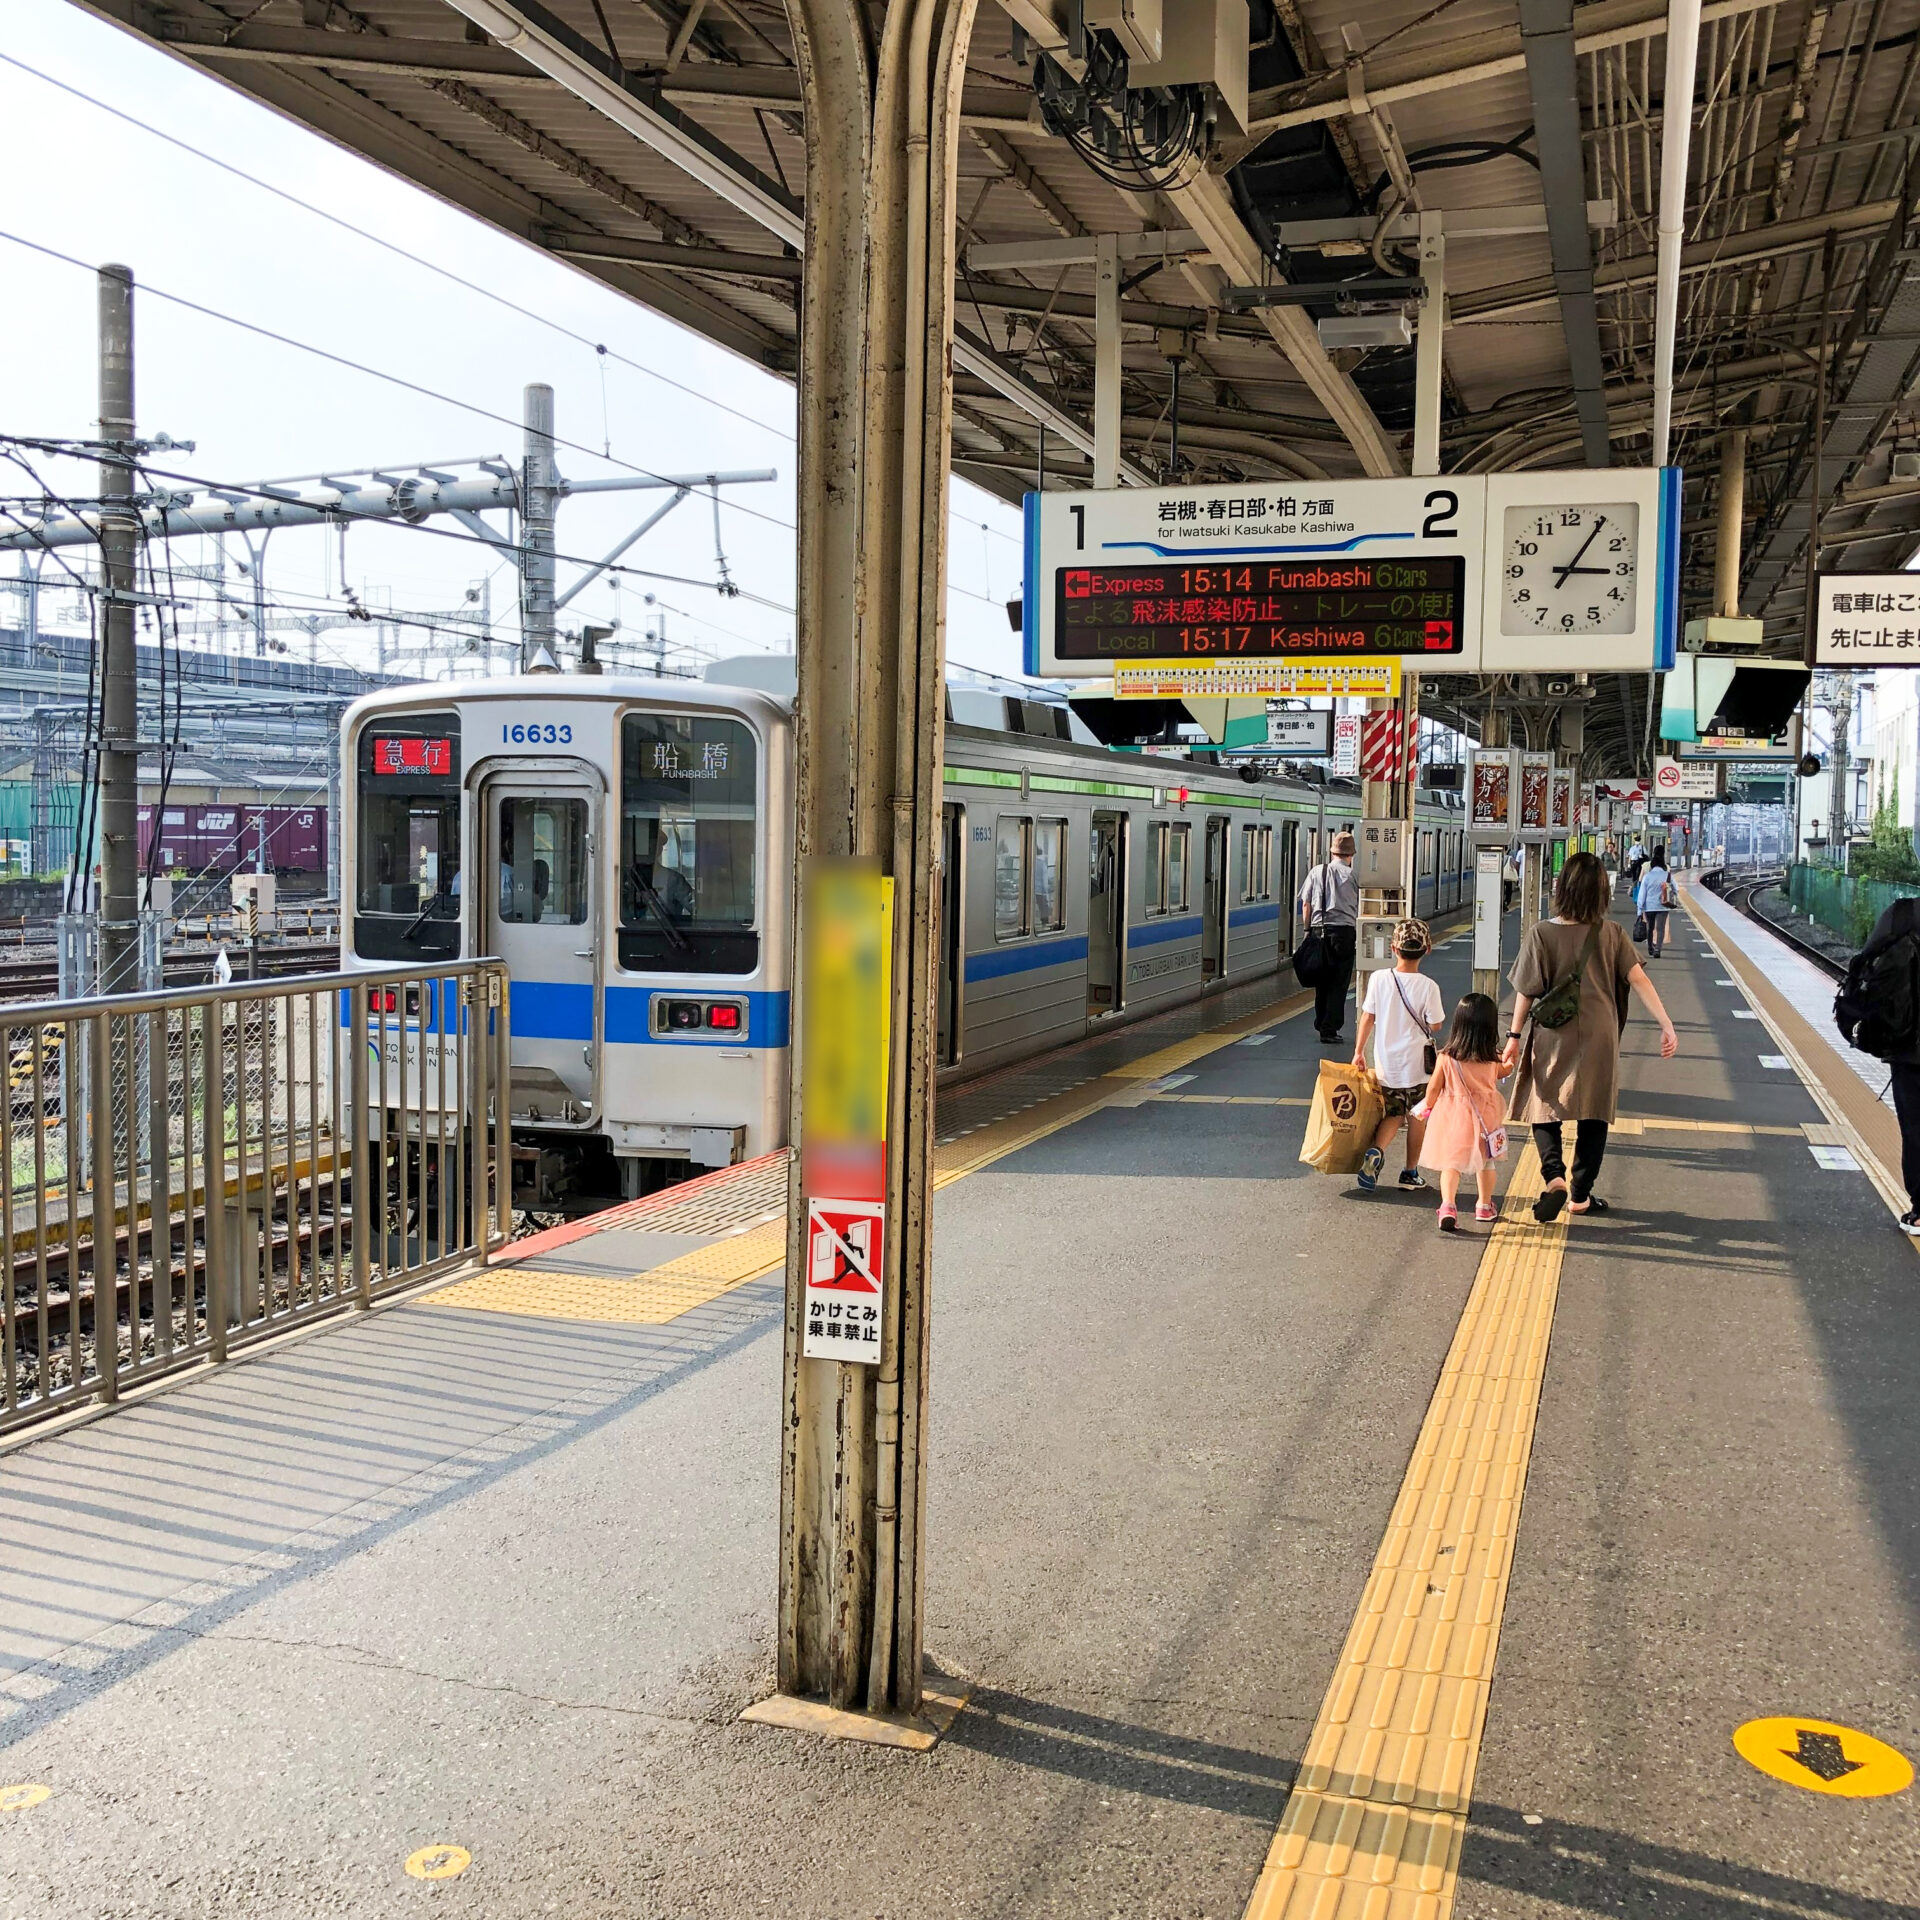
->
[803,1198,885,1362]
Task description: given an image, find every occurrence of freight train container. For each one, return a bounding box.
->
[136,803,327,877]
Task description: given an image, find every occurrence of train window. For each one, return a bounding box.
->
[498,798,588,925]
[353,712,461,962]
[1238,825,1254,902]
[619,712,758,973]
[1146,821,1190,914]
[1031,820,1066,932]
[994,816,1029,938]
[1255,826,1274,898]
[1168,824,1190,912]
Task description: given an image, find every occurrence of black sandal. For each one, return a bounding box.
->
[1533,1184,1568,1224]
[1568,1194,1609,1215]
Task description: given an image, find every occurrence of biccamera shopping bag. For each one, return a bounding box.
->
[1299,1059,1384,1175]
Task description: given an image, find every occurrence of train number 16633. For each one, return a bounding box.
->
[500,722,574,745]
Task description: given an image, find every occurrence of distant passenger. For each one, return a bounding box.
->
[1505,850,1679,1222]
[1353,917,1443,1194]
[1298,831,1359,1045]
[1836,894,1920,1234]
[1625,835,1647,891]
[1635,850,1675,957]
[1415,992,1510,1231]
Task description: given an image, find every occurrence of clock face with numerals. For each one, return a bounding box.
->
[1501,502,1640,636]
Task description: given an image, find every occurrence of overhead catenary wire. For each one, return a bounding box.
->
[0,55,1024,556]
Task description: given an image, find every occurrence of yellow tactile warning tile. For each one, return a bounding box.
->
[1243,1144,1565,1920]
[423,1223,787,1325]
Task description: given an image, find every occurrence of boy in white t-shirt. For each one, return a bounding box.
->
[1352,918,1446,1192]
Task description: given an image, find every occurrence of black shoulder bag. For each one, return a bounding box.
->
[1291,867,1328,987]
[1530,922,1602,1031]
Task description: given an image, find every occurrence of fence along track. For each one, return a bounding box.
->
[0,958,509,1437]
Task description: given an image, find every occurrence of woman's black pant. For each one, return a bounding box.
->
[1533,1120,1609,1200]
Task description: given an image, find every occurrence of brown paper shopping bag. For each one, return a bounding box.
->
[1299,1059,1385,1175]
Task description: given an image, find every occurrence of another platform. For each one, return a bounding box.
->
[0,902,1915,1918]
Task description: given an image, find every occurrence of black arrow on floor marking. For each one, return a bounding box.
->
[1783,1729,1863,1782]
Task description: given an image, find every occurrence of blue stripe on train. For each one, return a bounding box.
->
[966,933,1088,983]
[604,985,790,1047]
[1131,913,1204,947]
[1234,902,1283,926]
[509,979,595,1041]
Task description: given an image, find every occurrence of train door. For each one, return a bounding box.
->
[938,802,965,1066]
[483,770,601,1124]
[1280,821,1301,942]
[1202,815,1229,979]
[1088,810,1126,1015]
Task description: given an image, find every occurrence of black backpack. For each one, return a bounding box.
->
[1835,917,1920,1059]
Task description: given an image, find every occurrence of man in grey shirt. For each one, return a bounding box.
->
[1299,831,1360,1044]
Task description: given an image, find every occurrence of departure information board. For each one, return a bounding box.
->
[1052,555,1466,662]
[1024,472,1680,679]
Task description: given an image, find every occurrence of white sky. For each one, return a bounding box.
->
[0,0,1030,684]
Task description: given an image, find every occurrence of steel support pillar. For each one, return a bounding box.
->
[1093,232,1121,489]
[97,264,139,996]
[520,382,560,671]
[1412,212,1445,480]
[775,0,976,1723]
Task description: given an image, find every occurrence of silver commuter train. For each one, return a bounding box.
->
[339,674,1473,1209]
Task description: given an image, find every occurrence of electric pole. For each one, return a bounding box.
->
[97,263,140,994]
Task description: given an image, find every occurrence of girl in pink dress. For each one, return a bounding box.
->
[1416,993,1511,1232]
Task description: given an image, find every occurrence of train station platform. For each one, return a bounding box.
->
[1,897,1917,1918]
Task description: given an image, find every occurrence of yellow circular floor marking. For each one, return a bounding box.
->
[0,1784,52,1812]
[1734,1717,1914,1797]
[404,1844,472,1881]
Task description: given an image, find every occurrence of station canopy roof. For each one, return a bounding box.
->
[91,0,1920,771]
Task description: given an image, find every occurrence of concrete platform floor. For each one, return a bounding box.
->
[0,906,1915,1919]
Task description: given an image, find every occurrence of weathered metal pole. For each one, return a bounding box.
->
[774,0,977,1724]
[97,263,140,995]
[521,382,559,671]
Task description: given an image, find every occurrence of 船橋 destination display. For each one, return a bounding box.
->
[1024,470,1681,683]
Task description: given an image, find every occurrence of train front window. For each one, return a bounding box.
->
[354,714,462,962]
[619,712,758,973]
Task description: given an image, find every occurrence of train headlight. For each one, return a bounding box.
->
[662,999,705,1030]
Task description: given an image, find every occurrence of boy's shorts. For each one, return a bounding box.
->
[1380,1083,1427,1118]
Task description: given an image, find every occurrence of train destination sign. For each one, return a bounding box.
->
[1025,470,1680,682]
[1053,555,1466,664]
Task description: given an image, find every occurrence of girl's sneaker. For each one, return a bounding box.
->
[1475,1202,1499,1223]
[1357,1146,1384,1191]
[1437,1204,1459,1233]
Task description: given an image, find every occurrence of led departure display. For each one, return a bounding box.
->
[1052,556,1467,661]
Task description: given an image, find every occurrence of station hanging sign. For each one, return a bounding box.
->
[1250,708,1335,755]
[1653,755,1721,800]
[1332,714,1362,776]
[1024,469,1680,681]
[1110,660,1399,699]
[1519,751,1554,833]
[1470,747,1517,833]
[1551,766,1573,830]
[1814,574,1920,664]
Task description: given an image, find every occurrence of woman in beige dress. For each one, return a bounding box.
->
[1501,850,1679,1223]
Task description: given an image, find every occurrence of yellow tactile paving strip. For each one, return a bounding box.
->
[1243,1143,1563,1920]
[422,1223,787,1325]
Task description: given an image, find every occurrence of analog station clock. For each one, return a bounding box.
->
[1501,501,1640,636]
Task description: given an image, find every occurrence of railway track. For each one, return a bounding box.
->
[1711,869,1845,981]
[0,943,342,1006]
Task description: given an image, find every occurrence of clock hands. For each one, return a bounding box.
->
[1552,514,1608,589]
